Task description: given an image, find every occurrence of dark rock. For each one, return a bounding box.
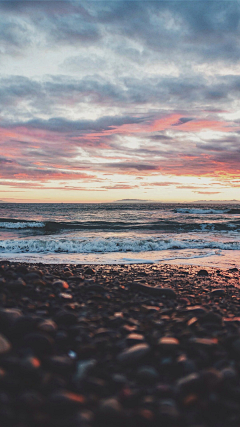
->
[96,398,122,426]
[0,334,11,354]
[75,359,96,381]
[185,305,206,315]
[131,282,176,298]
[197,269,209,276]
[37,319,57,334]
[8,277,26,291]
[210,289,225,297]
[232,338,240,356]
[117,343,150,365]
[54,311,78,326]
[176,373,200,394]
[0,308,23,330]
[126,333,145,345]
[53,279,69,289]
[23,332,54,356]
[84,268,95,275]
[46,355,74,374]
[228,267,238,272]
[158,337,179,353]
[136,366,159,384]
[200,311,223,325]
[47,390,85,414]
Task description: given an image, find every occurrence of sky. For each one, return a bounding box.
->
[0,0,240,203]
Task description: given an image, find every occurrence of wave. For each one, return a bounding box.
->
[174,208,228,214]
[0,218,239,233]
[0,236,240,254]
[0,220,45,229]
[175,207,240,215]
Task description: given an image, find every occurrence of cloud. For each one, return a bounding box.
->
[0,1,240,196]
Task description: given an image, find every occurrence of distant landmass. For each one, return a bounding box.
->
[193,200,240,204]
[114,199,154,203]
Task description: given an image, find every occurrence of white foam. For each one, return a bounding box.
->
[0,236,240,254]
[175,208,227,214]
[0,222,45,229]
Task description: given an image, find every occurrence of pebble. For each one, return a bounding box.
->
[23,332,54,356]
[210,288,225,297]
[158,337,179,353]
[126,333,145,345]
[0,334,11,354]
[117,343,150,365]
[47,390,85,413]
[197,269,209,276]
[136,366,159,384]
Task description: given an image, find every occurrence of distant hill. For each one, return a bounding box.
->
[113,199,155,203]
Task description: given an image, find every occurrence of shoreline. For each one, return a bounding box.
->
[0,261,240,426]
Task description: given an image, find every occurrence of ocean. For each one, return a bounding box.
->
[0,202,239,268]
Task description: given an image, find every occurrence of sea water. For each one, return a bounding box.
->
[0,202,239,268]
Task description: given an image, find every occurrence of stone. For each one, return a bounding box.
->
[197,269,209,276]
[37,319,57,334]
[46,355,74,374]
[200,311,223,325]
[53,279,69,289]
[210,289,225,297]
[47,390,85,414]
[23,333,54,356]
[131,282,176,298]
[84,268,95,275]
[126,333,145,345]
[54,311,78,326]
[75,359,96,381]
[117,343,150,365]
[136,366,159,384]
[8,277,26,291]
[0,334,11,354]
[158,337,179,353]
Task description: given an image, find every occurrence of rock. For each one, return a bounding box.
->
[228,267,238,272]
[136,366,159,384]
[117,343,150,365]
[37,319,57,334]
[197,269,209,276]
[176,373,200,394]
[210,289,225,297]
[84,268,95,275]
[46,356,74,374]
[8,277,26,291]
[131,283,176,298]
[189,337,218,349]
[25,272,41,281]
[75,359,96,381]
[158,337,179,353]
[126,333,145,345]
[54,311,78,326]
[23,333,54,356]
[200,311,223,325]
[0,334,11,354]
[232,338,240,356]
[185,305,206,315]
[53,279,69,289]
[47,390,85,414]
[96,398,122,426]
[0,308,23,329]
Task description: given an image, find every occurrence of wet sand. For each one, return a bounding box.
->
[0,261,240,426]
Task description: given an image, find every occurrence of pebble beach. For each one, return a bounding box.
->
[0,261,240,427]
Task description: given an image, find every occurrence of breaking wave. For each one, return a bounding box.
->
[0,236,240,254]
